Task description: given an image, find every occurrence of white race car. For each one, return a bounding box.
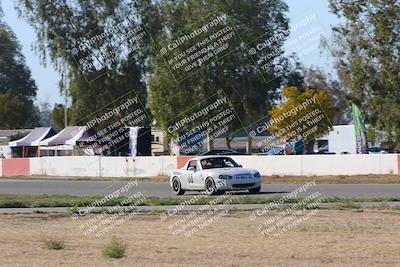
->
[170,156,261,195]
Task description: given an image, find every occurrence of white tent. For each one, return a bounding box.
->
[39,126,87,155]
[40,126,87,146]
[9,127,56,147]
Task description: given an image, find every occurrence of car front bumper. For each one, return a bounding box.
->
[215,179,261,191]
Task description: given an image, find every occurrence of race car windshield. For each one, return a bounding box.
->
[200,158,240,169]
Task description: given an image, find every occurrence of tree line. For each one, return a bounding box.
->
[1,0,399,151]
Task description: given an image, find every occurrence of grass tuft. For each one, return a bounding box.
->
[43,237,65,250]
[336,200,361,210]
[103,237,127,259]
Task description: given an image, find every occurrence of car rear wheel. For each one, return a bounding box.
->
[172,177,185,195]
[249,187,261,194]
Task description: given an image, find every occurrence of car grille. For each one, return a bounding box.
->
[234,174,252,179]
[232,183,255,188]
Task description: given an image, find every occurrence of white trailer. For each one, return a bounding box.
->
[328,125,356,154]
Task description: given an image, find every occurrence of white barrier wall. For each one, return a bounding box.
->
[29,157,42,175]
[100,157,133,177]
[1,154,399,177]
[230,155,303,176]
[39,156,101,177]
[301,154,398,176]
[133,156,176,177]
[379,154,398,175]
[99,156,177,177]
[231,154,398,176]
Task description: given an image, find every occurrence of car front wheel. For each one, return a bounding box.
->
[205,178,218,195]
[172,177,185,195]
[248,187,261,194]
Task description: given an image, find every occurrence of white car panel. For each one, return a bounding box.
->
[170,156,261,193]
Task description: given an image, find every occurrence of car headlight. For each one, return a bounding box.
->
[219,175,232,180]
[254,172,261,178]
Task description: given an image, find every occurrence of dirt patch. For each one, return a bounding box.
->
[0,210,399,266]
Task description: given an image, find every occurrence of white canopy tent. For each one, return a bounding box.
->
[9,127,57,157]
[39,126,88,156]
[9,127,57,147]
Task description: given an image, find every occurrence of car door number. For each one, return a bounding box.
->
[187,173,194,183]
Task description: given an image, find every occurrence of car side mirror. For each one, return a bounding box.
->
[188,167,196,172]
[238,165,242,168]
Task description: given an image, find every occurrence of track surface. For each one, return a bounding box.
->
[1,179,400,198]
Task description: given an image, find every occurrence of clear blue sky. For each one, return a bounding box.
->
[2,0,340,106]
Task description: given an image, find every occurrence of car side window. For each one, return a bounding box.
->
[187,160,197,171]
[223,159,234,167]
[196,161,202,171]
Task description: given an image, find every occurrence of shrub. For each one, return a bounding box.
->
[103,237,127,259]
[43,237,65,250]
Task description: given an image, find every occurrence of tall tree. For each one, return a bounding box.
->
[303,67,351,124]
[16,0,150,126]
[0,3,38,128]
[51,103,70,129]
[37,100,52,126]
[147,0,289,153]
[268,86,337,152]
[326,0,400,151]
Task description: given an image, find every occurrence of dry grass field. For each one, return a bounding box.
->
[0,209,400,266]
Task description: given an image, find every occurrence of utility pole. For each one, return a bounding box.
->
[61,72,68,128]
[64,84,67,127]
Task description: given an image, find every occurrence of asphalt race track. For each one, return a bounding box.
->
[0,179,400,199]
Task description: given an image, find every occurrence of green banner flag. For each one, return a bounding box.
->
[351,104,368,154]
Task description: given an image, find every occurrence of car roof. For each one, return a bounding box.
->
[191,155,233,161]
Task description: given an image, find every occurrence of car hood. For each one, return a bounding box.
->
[203,168,258,176]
